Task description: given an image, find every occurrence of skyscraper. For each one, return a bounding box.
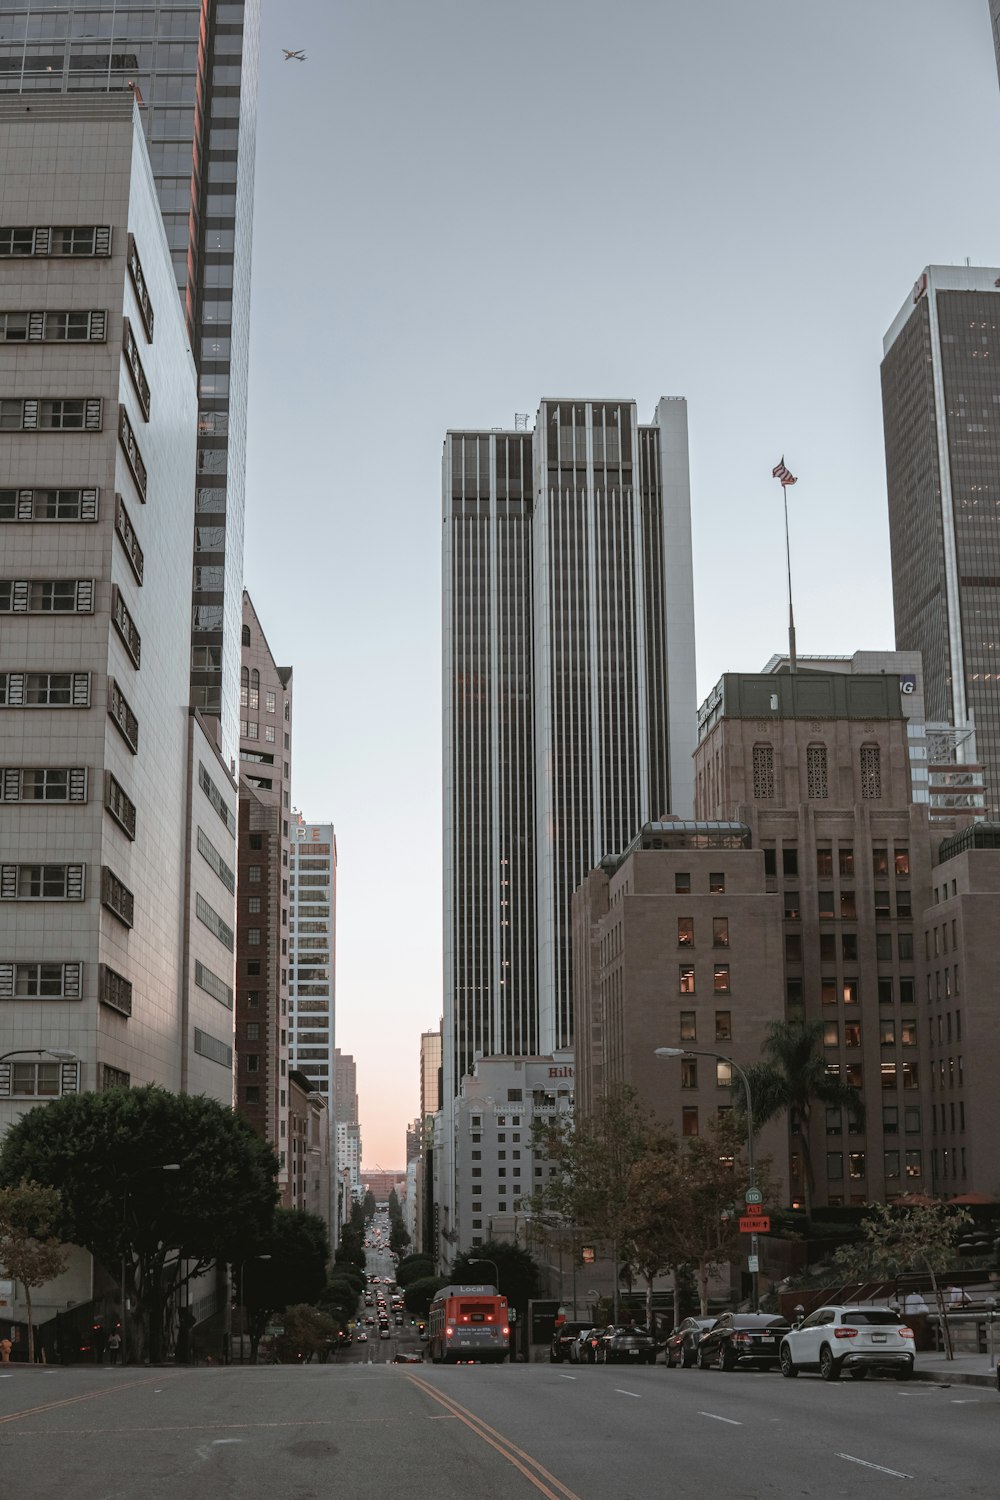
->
[881,266,1000,816]
[288,814,337,1222]
[0,0,260,766]
[440,396,697,1252]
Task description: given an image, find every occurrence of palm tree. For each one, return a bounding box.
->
[742,1019,864,1220]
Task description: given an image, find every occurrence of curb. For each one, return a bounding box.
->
[913,1369,996,1389]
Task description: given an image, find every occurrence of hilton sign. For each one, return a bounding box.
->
[548,1066,574,1079]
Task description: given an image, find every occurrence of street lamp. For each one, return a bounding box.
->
[0,1047,77,1064]
[120,1164,181,1366]
[237,1254,272,1364]
[654,1046,759,1312]
[469,1257,500,1291]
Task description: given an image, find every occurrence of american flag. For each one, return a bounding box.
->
[772,457,797,487]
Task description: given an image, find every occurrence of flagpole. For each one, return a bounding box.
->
[783,480,797,675]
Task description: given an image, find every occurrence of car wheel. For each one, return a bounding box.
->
[697,1345,711,1370]
[849,1367,868,1381]
[665,1350,675,1369]
[681,1348,696,1369]
[719,1346,735,1372]
[549,1351,557,1364]
[819,1345,841,1382]
[779,1344,798,1379]
[895,1364,913,1382]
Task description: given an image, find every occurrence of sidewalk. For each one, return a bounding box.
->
[913,1350,998,1389]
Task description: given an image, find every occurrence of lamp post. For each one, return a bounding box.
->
[120,1164,180,1366]
[0,1047,77,1064]
[468,1256,500,1291]
[237,1254,272,1364]
[654,1046,759,1312]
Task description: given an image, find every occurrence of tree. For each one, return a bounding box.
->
[242,1209,331,1363]
[450,1241,540,1323]
[318,1275,361,1327]
[334,1221,366,1270]
[742,1019,864,1217]
[0,1180,70,1364]
[388,1188,401,1221]
[403,1275,446,1321]
[363,1189,377,1221]
[275,1304,339,1364]
[0,1085,278,1363]
[530,1084,670,1321]
[396,1253,436,1287]
[389,1220,411,1255]
[832,1200,973,1360]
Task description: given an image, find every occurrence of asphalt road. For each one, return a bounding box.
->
[1,1357,998,1500]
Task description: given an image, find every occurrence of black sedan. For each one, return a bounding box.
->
[597,1325,658,1365]
[550,1321,594,1364]
[696,1313,790,1371]
[664,1316,715,1369]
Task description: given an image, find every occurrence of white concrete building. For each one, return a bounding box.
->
[0,95,235,1123]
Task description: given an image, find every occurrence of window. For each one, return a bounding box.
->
[105,773,136,839]
[840,891,856,920]
[682,1107,699,1137]
[5,962,81,1000]
[101,867,134,927]
[709,873,725,894]
[843,979,859,1006]
[196,827,235,892]
[859,744,882,798]
[198,762,235,833]
[875,932,893,962]
[196,892,234,950]
[99,965,133,1017]
[713,917,729,947]
[827,1152,843,1180]
[679,964,695,994]
[880,1020,896,1045]
[0,578,93,613]
[247,927,261,946]
[818,890,835,919]
[713,964,730,993]
[902,1061,919,1089]
[246,1054,260,1073]
[826,1108,842,1136]
[245,1086,260,1104]
[895,848,910,878]
[111,587,141,666]
[681,1058,697,1088]
[905,1150,922,1179]
[785,933,803,962]
[884,1151,900,1179]
[904,1106,921,1134]
[108,678,139,753]
[817,849,833,879]
[806,744,828,798]
[677,917,694,946]
[824,1022,839,1047]
[126,234,154,339]
[0,487,98,523]
[115,494,144,582]
[896,890,912,920]
[898,934,914,961]
[716,1059,732,1088]
[3,767,86,803]
[679,1011,696,1042]
[195,961,232,1009]
[4,864,84,900]
[784,890,800,919]
[844,1023,861,1048]
[674,872,690,894]
[118,405,147,499]
[8,1061,61,1098]
[782,848,798,878]
[194,1028,232,1068]
[122,318,151,417]
[849,1153,866,1179]
[266,690,276,713]
[841,933,858,962]
[901,1020,917,1047]
[715,1011,732,1042]
[883,1106,899,1134]
[820,978,837,1007]
[752,744,775,798]
[872,848,889,877]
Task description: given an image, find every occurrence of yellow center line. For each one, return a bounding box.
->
[0,1372,178,1426]
[406,1373,583,1500]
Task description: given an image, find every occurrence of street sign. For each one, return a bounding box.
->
[739,1215,770,1234]
[747,1255,760,1273]
[744,1187,763,1206]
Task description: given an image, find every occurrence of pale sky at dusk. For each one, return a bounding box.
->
[241,1,1000,1168]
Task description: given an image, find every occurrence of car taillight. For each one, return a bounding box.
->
[446,1326,454,1338]
[899,1326,914,1340]
[834,1327,858,1339]
[502,1326,510,1336]
[733,1332,750,1344]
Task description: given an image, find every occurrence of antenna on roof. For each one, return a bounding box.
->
[514,413,530,431]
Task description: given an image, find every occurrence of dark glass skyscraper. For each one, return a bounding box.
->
[0,0,259,767]
[882,265,1000,816]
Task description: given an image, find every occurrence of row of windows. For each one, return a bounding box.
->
[826,1151,922,1180]
[0,960,82,999]
[196,891,234,951]
[765,847,910,879]
[240,720,277,742]
[677,1010,732,1043]
[786,976,916,1009]
[754,744,884,800]
[0,225,111,258]
[786,930,913,962]
[198,761,236,834]
[676,917,729,947]
[0,396,102,431]
[196,826,235,893]
[0,309,106,343]
[126,235,155,342]
[0,1057,80,1100]
[0,578,94,614]
[0,765,87,802]
[0,486,99,522]
[677,964,732,994]
[122,318,151,418]
[194,959,233,1010]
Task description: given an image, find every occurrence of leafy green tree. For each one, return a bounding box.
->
[403,1275,446,1321]
[349,1198,365,1231]
[318,1276,361,1327]
[833,1200,973,1360]
[389,1220,411,1255]
[243,1209,331,1363]
[450,1241,540,1323]
[0,1180,70,1364]
[334,1221,366,1270]
[530,1084,670,1321]
[363,1189,377,1221]
[388,1188,401,1222]
[275,1303,339,1364]
[396,1253,435,1287]
[742,1019,864,1217]
[0,1086,278,1362]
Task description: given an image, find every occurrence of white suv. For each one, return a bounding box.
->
[779,1306,915,1382]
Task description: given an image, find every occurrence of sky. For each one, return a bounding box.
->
[242,0,1000,1168]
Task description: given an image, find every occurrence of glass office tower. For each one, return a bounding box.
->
[0,0,260,768]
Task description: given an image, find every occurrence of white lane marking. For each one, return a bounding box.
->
[836,1453,913,1480]
[212,1439,242,1445]
[698,1411,741,1425]
[950,1399,983,1405]
[614,1388,641,1398]
[557,1374,576,1381]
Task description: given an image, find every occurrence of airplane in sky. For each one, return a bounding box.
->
[282,49,306,62]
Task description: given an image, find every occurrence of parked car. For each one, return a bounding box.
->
[379,1327,391,1340]
[779,1306,915,1382]
[696,1313,790,1371]
[664,1317,716,1369]
[393,1351,422,1364]
[550,1321,593,1364]
[597,1325,658,1365]
[568,1329,602,1365]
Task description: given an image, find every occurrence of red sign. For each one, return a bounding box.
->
[739,1215,771,1234]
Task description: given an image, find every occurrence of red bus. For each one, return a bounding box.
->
[427,1284,510,1364]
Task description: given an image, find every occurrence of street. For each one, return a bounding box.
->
[2,1358,998,1499]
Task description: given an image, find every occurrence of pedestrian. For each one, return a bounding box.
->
[904,1292,928,1315]
[107,1331,122,1365]
[0,1338,12,1364]
[948,1285,970,1308]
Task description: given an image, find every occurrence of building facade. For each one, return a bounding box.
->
[0,95,224,1131]
[287,818,336,1097]
[881,265,1000,820]
[287,1067,330,1230]
[235,591,292,1195]
[441,395,697,1258]
[0,0,261,764]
